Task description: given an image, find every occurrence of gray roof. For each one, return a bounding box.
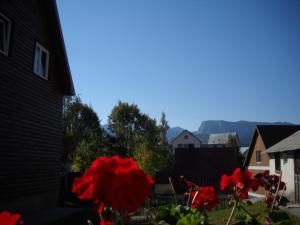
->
[266,130,300,153]
[240,146,249,154]
[194,134,209,144]
[194,132,239,145]
[208,132,238,145]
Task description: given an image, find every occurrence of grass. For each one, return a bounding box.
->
[208,201,300,225]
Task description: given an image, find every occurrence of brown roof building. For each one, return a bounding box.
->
[244,125,300,197]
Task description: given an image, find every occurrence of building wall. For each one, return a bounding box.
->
[249,134,269,167]
[269,153,295,202]
[171,130,201,151]
[175,147,238,189]
[247,134,269,196]
[0,0,64,211]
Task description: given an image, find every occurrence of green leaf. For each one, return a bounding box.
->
[176,213,205,225]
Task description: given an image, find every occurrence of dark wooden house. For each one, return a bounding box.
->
[0,0,74,211]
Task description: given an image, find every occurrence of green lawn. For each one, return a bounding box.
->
[208,201,300,225]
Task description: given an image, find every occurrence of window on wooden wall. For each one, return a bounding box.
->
[0,12,12,56]
[256,151,262,162]
[33,42,49,79]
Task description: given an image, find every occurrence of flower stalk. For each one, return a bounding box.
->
[169,177,177,205]
[226,199,238,225]
[271,170,282,212]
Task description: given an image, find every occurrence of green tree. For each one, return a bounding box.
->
[108,101,172,175]
[158,112,169,146]
[62,96,102,165]
[108,101,157,156]
[72,133,102,172]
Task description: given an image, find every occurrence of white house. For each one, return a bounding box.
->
[171,130,202,152]
[171,130,240,153]
[266,130,300,203]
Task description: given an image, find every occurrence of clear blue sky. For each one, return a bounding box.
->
[56,0,300,131]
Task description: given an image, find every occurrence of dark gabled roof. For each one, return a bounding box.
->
[244,125,300,167]
[171,130,202,144]
[266,130,300,153]
[256,125,300,149]
[47,0,75,95]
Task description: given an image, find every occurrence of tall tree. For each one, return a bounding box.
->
[62,96,102,164]
[108,101,155,156]
[158,112,169,146]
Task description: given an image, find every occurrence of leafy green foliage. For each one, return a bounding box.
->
[154,204,213,225]
[177,213,207,225]
[63,96,102,170]
[108,101,172,175]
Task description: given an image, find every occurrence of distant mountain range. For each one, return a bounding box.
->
[167,120,292,147]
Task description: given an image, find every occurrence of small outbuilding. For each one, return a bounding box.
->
[266,130,300,203]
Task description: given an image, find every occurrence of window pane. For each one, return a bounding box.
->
[41,51,47,76]
[33,47,40,74]
[256,151,261,162]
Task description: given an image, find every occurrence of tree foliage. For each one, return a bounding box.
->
[108,101,172,175]
[62,96,102,171]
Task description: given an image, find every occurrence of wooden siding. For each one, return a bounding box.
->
[174,147,239,189]
[0,0,65,209]
[248,134,269,195]
[249,133,269,167]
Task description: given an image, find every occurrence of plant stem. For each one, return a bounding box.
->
[169,177,177,205]
[271,170,282,212]
[187,188,192,207]
[191,190,199,206]
[277,182,287,207]
[226,199,238,225]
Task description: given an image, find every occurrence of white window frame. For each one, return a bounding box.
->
[33,42,49,79]
[0,12,12,56]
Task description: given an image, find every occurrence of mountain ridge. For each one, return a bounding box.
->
[167,120,293,146]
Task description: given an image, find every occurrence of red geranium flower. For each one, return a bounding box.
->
[191,186,219,211]
[220,168,259,199]
[0,211,23,225]
[72,156,154,213]
[254,171,286,193]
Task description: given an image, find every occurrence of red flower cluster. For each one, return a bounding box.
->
[191,186,219,211]
[254,171,286,193]
[0,211,23,225]
[220,168,259,199]
[72,156,154,213]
